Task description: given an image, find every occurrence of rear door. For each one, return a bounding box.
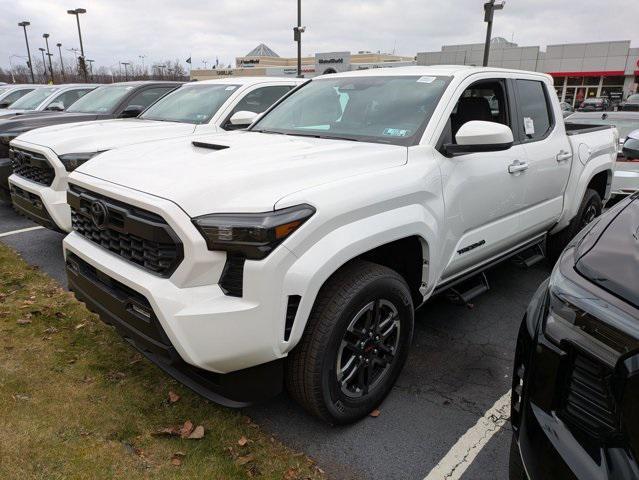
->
[513,77,572,236]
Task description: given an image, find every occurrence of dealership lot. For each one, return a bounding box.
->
[0,201,549,479]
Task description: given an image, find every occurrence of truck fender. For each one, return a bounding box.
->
[280,204,439,352]
[552,149,614,234]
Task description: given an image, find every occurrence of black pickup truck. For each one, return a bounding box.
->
[0,81,181,200]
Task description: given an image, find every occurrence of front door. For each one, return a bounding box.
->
[437,77,528,281]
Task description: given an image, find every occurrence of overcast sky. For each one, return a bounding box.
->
[1,0,638,71]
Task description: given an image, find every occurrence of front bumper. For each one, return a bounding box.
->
[511,279,639,479]
[8,174,71,232]
[66,251,282,406]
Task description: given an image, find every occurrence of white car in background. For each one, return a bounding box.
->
[9,77,303,232]
[618,129,639,194]
[0,84,98,118]
[0,84,40,109]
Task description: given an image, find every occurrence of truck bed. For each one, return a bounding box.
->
[565,122,615,136]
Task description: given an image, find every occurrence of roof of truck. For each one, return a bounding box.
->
[323,65,551,80]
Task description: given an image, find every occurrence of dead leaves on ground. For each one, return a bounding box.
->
[167,391,180,404]
[154,420,205,440]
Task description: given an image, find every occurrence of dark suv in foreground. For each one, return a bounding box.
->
[510,192,639,479]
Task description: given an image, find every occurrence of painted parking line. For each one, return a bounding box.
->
[423,390,511,480]
[0,226,44,238]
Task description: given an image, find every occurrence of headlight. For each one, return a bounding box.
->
[192,204,315,260]
[58,152,102,172]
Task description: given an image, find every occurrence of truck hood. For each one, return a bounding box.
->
[74,131,407,216]
[16,118,199,156]
[0,112,103,137]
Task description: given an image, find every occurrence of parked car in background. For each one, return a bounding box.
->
[8,77,302,231]
[566,111,639,197]
[62,66,617,424]
[0,81,180,201]
[577,97,611,112]
[0,84,98,119]
[614,129,639,196]
[0,84,40,109]
[559,101,574,118]
[509,192,639,480]
[621,93,639,112]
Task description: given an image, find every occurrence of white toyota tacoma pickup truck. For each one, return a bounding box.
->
[62,66,617,424]
[8,77,302,232]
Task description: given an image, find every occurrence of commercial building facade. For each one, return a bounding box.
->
[190,44,415,80]
[418,38,639,106]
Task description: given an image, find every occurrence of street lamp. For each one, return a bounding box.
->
[482,0,505,67]
[120,61,130,81]
[67,8,88,81]
[38,47,48,83]
[157,64,166,79]
[43,33,55,83]
[293,0,306,78]
[56,43,65,81]
[18,21,35,83]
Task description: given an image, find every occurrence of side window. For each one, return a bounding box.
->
[126,87,175,110]
[51,89,93,109]
[3,89,34,105]
[443,79,511,145]
[515,80,553,141]
[230,85,292,115]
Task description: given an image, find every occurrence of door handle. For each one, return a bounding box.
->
[508,160,529,174]
[556,150,572,162]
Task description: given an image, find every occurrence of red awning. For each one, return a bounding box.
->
[548,71,625,77]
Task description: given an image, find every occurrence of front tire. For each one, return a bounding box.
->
[286,260,414,424]
[547,188,602,262]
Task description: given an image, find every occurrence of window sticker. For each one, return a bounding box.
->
[417,76,436,84]
[225,86,237,91]
[383,128,411,137]
[524,117,535,135]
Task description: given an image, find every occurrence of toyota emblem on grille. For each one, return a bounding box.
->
[90,200,109,229]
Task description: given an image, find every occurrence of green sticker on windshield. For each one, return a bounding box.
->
[383,128,411,137]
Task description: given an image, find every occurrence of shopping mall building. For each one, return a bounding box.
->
[190,43,415,80]
[418,38,639,106]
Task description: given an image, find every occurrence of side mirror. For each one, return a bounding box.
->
[229,110,258,127]
[622,136,639,160]
[45,101,64,112]
[445,121,514,155]
[120,105,144,118]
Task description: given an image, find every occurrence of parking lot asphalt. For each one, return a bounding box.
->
[0,201,551,480]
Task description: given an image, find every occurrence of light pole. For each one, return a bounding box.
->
[86,59,94,80]
[293,0,306,78]
[8,55,28,83]
[139,55,146,75]
[157,64,166,79]
[202,59,208,69]
[56,43,65,80]
[43,33,55,83]
[120,61,130,81]
[482,0,505,67]
[18,21,35,83]
[38,47,48,83]
[67,8,88,81]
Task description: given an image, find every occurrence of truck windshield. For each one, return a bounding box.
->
[8,87,59,110]
[140,84,239,124]
[251,75,450,145]
[67,85,135,114]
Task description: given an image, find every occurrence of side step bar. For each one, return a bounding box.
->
[512,243,545,269]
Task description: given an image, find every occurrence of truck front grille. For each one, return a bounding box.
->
[67,184,183,277]
[9,147,55,186]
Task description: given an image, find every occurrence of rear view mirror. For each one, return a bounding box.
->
[445,120,514,155]
[120,105,144,118]
[229,110,258,127]
[622,136,639,160]
[45,101,64,112]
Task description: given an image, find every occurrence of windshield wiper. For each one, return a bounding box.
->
[251,129,286,135]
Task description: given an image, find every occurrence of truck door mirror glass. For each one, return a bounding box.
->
[45,101,65,112]
[622,137,639,160]
[120,105,144,118]
[229,110,258,127]
[445,120,514,155]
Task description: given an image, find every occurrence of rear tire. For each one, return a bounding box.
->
[285,260,414,424]
[509,435,527,480]
[547,188,602,262]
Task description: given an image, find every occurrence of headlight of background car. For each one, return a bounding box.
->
[192,204,315,260]
[58,152,103,172]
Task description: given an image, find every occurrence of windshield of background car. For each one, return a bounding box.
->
[568,116,639,138]
[66,85,135,114]
[140,84,239,124]
[251,75,451,146]
[8,87,59,110]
